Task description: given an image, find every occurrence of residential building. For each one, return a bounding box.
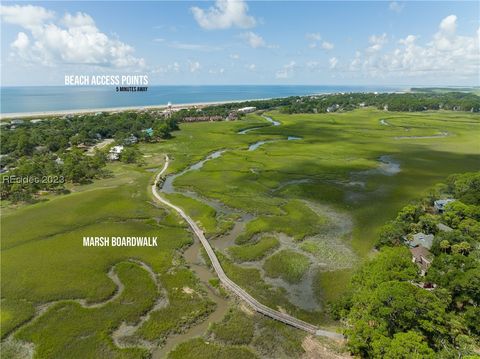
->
[408,232,434,249]
[124,134,138,145]
[108,145,124,161]
[237,106,256,114]
[410,246,433,276]
[437,223,453,232]
[434,199,455,213]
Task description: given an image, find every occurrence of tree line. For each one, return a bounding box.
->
[332,172,480,358]
[280,92,480,114]
[0,111,179,202]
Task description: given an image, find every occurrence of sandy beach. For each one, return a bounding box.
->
[0,98,270,120]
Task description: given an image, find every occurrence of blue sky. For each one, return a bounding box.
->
[1,1,479,86]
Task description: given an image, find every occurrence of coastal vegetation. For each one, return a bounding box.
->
[280,91,480,113]
[0,111,179,202]
[333,172,480,358]
[263,250,310,284]
[229,236,279,262]
[0,159,215,357]
[2,91,479,202]
[1,95,479,358]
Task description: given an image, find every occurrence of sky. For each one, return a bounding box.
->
[1,0,479,86]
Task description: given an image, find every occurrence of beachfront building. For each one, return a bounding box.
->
[237,106,256,114]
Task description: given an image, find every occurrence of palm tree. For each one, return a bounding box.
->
[439,240,450,253]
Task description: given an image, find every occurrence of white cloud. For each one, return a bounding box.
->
[349,15,479,79]
[329,57,338,69]
[169,42,221,51]
[398,34,417,46]
[152,62,181,74]
[367,33,388,52]
[209,67,225,74]
[389,1,404,13]
[1,5,144,68]
[246,63,256,71]
[230,53,240,60]
[191,0,255,30]
[153,38,165,43]
[12,32,30,52]
[276,61,296,79]
[439,14,457,34]
[0,4,54,29]
[306,33,334,51]
[321,41,334,50]
[306,33,321,41]
[240,31,266,48]
[189,60,201,73]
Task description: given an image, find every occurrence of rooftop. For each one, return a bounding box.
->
[437,223,453,232]
[409,232,434,249]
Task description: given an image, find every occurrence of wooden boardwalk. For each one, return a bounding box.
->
[152,155,344,340]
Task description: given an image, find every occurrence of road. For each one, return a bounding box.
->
[152,155,344,340]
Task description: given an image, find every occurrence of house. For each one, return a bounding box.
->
[326,104,340,113]
[124,134,138,145]
[34,145,48,153]
[408,232,434,250]
[76,144,89,152]
[142,128,154,137]
[410,246,433,276]
[55,157,64,165]
[434,199,455,213]
[227,112,238,121]
[237,106,256,114]
[437,223,453,232]
[108,145,124,161]
[182,116,223,123]
[31,119,43,124]
[11,119,24,125]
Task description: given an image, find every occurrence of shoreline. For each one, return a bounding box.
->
[0,87,410,120]
[0,98,273,120]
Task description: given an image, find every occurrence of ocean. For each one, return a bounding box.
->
[0,85,399,114]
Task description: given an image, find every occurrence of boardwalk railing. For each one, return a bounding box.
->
[152,155,344,340]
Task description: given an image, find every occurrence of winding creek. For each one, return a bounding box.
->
[4,114,337,359]
[152,115,345,355]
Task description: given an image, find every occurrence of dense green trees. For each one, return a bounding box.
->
[337,172,480,358]
[280,92,480,114]
[0,148,109,202]
[0,111,180,202]
[372,331,436,359]
[120,146,142,164]
[1,111,179,157]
